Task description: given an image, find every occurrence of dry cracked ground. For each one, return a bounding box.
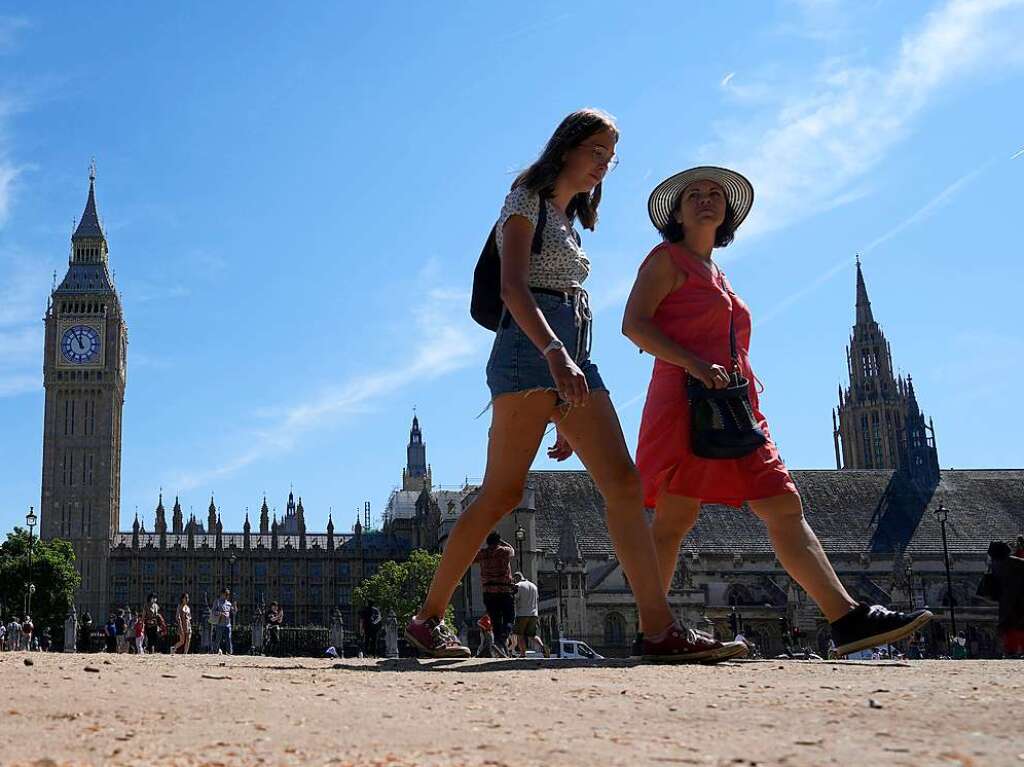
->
[0,652,1022,767]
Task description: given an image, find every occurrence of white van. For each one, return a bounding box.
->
[526,639,604,660]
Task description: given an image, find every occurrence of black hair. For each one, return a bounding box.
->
[486,531,501,546]
[660,194,738,248]
[513,108,619,231]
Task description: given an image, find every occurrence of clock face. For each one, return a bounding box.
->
[61,325,101,364]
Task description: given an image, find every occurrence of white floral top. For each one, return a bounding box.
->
[495,186,590,291]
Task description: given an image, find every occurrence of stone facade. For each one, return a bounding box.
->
[108,495,409,628]
[524,468,1023,657]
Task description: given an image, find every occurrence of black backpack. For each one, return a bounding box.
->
[470,199,547,331]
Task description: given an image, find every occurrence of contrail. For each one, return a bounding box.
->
[1012,147,1024,160]
[755,159,992,328]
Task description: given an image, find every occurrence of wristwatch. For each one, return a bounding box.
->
[542,339,565,356]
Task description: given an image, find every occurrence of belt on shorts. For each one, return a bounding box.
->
[528,287,593,363]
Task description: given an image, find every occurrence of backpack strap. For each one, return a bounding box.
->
[532,197,547,254]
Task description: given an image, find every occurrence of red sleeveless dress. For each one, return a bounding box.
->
[636,242,797,508]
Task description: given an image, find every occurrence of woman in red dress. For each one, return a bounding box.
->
[623,166,932,656]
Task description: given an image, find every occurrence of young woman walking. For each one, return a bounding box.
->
[622,166,932,656]
[173,593,192,654]
[404,111,745,663]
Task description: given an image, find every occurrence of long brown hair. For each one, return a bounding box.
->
[512,108,618,231]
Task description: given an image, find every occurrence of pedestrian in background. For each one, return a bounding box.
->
[475,533,517,655]
[173,593,192,654]
[512,572,548,657]
[212,588,236,655]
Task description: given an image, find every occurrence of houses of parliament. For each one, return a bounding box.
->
[39,172,416,625]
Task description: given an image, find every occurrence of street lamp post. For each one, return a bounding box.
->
[935,504,958,638]
[515,525,526,574]
[554,558,565,640]
[25,507,37,617]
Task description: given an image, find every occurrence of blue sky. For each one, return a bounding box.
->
[1,2,1022,536]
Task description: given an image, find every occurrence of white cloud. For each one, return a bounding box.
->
[709,0,1024,239]
[168,281,487,490]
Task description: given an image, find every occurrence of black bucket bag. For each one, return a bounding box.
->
[686,270,768,459]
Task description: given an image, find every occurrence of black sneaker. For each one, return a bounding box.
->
[830,603,933,657]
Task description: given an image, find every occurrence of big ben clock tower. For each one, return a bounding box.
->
[40,165,127,618]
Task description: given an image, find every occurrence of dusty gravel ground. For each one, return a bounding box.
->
[0,652,1021,767]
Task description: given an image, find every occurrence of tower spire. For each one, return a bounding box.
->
[72,162,105,244]
[855,255,874,326]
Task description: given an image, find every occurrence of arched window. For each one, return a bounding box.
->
[726,584,755,606]
[604,612,626,646]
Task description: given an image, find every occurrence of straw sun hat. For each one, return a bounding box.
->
[647,166,754,232]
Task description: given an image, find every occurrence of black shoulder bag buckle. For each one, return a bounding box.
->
[685,270,768,459]
[470,196,547,331]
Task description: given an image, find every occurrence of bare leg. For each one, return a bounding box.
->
[417,392,557,621]
[556,392,675,635]
[748,493,857,622]
[651,493,702,596]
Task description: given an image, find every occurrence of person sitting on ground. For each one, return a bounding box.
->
[476,613,497,658]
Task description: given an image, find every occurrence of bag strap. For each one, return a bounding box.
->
[714,266,740,374]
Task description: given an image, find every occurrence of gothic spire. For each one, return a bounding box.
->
[855,255,875,326]
[72,161,105,242]
[155,491,167,534]
[557,518,583,563]
[260,494,270,535]
[172,496,183,534]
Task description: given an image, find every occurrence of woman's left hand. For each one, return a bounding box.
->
[547,430,574,461]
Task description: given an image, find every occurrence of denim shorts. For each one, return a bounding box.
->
[485,290,607,401]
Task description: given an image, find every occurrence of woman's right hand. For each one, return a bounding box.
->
[687,359,731,389]
[546,349,590,406]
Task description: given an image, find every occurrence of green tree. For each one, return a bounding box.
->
[353,549,455,626]
[0,528,81,636]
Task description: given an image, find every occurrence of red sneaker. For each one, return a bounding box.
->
[404,616,471,658]
[641,623,748,664]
